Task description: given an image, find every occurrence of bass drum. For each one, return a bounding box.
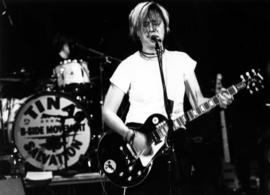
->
[12,92,91,171]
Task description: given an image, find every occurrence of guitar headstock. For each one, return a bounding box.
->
[240,69,264,94]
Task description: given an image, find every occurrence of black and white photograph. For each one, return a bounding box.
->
[0,0,269,194]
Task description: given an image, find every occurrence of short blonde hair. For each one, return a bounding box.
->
[129,1,170,41]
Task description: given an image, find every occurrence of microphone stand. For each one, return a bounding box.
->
[54,115,77,177]
[42,113,82,177]
[155,40,177,195]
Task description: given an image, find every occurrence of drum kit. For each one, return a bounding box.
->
[0,57,110,176]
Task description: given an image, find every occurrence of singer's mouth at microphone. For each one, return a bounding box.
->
[150,35,161,42]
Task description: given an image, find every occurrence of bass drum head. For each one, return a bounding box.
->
[13,92,91,171]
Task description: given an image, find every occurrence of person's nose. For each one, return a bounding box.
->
[148,23,156,32]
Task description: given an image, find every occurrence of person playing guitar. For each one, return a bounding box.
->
[101,2,233,195]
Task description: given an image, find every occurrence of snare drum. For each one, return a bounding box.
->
[54,59,90,88]
[13,92,91,171]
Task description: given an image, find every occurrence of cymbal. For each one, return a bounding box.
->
[0,78,22,82]
[10,69,37,77]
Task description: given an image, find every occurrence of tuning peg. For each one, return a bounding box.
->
[240,75,245,82]
[251,69,257,76]
[217,73,222,80]
[257,72,264,81]
[254,69,265,89]
[246,72,251,79]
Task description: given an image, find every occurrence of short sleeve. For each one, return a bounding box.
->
[181,53,196,80]
[110,61,132,94]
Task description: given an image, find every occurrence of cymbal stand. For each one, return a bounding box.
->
[60,117,69,173]
[0,99,5,143]
[98,57,114,134]
[99,60,105,133]
[72,42,121,134]
[54,115,76,176]
[2,98,14,145]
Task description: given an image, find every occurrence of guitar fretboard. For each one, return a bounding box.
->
[174,83,245,129]
[155,81,246,137]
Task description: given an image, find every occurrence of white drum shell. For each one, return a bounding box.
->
[54,59,90,87]
[13,92,91,171]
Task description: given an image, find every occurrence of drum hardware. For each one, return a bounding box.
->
[0,99,6,143]
[0,96,27,176]
[9,146,26,177]
[44,42,122,174]
[0,78,22,83]
[1,68,39,84]
[39,76,58,92]
[10,68,39,78]
[71,41,121,134]
[55,110,86,177]
[0,98,18,146]
[0,144,26,177]
[73,42,122,63]
[52,58,95,133]
[0,68,40,99]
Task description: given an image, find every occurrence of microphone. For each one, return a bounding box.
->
[150,35,161,43]
[151,35,163,51]
[74,111,85,123]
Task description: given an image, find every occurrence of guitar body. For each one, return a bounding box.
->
[97,114,168,188]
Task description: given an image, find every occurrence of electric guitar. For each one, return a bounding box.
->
[216,73,241,191]
[97,69,263,188]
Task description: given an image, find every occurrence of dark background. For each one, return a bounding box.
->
[1,0,270,193]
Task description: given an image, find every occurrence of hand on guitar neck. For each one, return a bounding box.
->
[216,74,234,109]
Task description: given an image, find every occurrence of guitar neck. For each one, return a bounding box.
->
[172,81,246,130]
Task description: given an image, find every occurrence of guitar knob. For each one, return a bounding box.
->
[128,166,134,172]
[125,158,131,165]
[127,176,132,181]
[119,172,124,177]
[137,170,142,176]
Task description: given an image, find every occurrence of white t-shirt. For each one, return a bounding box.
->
[110,50,196,124]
